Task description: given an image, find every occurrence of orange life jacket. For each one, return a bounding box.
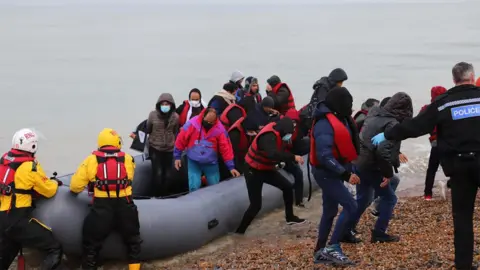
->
[93,146,130,197]
[219,103,246,130]
[272,82,296,114]
[179,100,190,126]
[309,113,358,167]
[245,122,283,170]
[228,117,250,159]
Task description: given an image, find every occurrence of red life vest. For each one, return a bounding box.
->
[353,109,368,120]
[272,83,296,114]
[92,146,130,197]
[245,91,261,103]
[245,122,283,170]
[219,103,246,130]
[309,113,358,167]
[228,117,250,158]
[0,150,35,201]
[179,100,190,126]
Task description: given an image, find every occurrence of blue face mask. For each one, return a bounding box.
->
[160,105,170,113]
[282,133,292,141]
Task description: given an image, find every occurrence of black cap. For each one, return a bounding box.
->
[261,96,275,108]
[328,68,348,83]
[267,75,281,87]
[223,82,237,93]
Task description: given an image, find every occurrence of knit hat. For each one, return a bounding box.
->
[328,68,348,83]
[380,97,391,107]
[223,82,237,93]
[430,86,447,102]
[273,117,294,137]
[230,70,244,83]
[267,75,281,87]
[261,96,275,108]
[324,86,353,117]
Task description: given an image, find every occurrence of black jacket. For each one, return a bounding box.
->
[267,85,290,111]
[385,84,480,174]
[357,92,413,178]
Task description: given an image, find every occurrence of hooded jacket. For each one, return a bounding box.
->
[239,76,262,113]
[356,92,413,178]
[147,93,180,152]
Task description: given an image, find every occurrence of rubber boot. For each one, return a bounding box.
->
[41,248,63,270]
[129,263,141,270]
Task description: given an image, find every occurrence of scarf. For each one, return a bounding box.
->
[215,90,236,105]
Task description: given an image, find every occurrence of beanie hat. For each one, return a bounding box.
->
[324,86,353,117]
[230,70,244,83]
[223,82,237,93]
[380,97,391,107]
[267,75,281,87]
[430,86,447,102]
[261,96,275,108]
[328,68,348,83]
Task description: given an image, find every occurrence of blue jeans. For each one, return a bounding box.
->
[371,175,400,210]
[187,158,220,192]
[313,168,358,249]
[346,169,398,233]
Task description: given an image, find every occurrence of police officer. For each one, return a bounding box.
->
[0,128,63,269]
[371,62,480,270]
[70,128,142,270]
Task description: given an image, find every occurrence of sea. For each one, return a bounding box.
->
[1,0,479,189]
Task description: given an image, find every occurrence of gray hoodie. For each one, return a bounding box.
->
[147,93,179,152]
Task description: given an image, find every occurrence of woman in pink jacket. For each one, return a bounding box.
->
[174,107,240,192]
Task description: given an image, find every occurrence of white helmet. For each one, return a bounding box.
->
[12,128,39,154]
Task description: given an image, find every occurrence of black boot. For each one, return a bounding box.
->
[340,230,362,244]
[81,248,98,270]
[371,230,400,243]
[42,247,63,270]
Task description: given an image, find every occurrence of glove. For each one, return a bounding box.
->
[371,132,386,146]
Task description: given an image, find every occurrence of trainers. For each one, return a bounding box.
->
[319,244,355,265]
[371,230,400,243]
[340,230,362,244]
[313,250,333,265]
[286,216,306,225]
[439,181,447,200]
[424,195,433,201]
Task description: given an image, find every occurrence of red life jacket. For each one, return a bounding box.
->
[179,100,190,126]
[245,91,261,103]
[309,113,358,167]
[228,117,250,158]
[219,103,246,130]
[92,146,130,197]
[272,83,296,114]
[0,150,35,206]
[245,122,283,170]
[353,109,368,120]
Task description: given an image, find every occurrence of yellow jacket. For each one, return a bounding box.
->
[0,161,58,211]
[70,153,135,198]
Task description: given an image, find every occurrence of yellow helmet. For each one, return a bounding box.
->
[97,128,122,149]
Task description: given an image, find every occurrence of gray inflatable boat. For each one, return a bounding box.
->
[32,154,316,261]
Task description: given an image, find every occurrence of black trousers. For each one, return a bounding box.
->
[0,208,62,270]
[149,147,173,197]
[284,162,304,205]
[450,157,480,270]
[424,146,441,196]
[236,166,295,234]
[82,197,142,269]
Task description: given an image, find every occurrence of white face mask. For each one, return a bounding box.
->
[190,100,201,108]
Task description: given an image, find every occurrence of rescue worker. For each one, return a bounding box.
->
[371,62,480,270]
[0,128,63,270]
[208,82,238,117]
[265,75,296,115]
[239,76,262,113]
[311,87,359,266]
[343,92,413,246]
[236,117,306,234]
[176,88,207,127]
[421,86,447,200]
[228,114,260,174]
[70,128,142,270]
[353,98,379,131]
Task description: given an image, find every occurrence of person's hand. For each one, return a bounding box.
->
[230,169,241,177]
[129,133,136,139]
[294,155,304,165]
[371,132,386,146]
[270,109,280,115]
[174,160,182,171]
[380,177,390,188]
[399,153,408,163]
[349,174,360,185]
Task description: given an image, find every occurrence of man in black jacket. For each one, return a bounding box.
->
[343,92,413,244]
[371,62,480,270]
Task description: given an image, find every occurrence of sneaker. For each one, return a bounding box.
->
[371,230,400,243]
[286,216,306,225]
[319,244,355,265]
[313,250,333,265]
[439,181,447,200]
[340,230,362,244]
[424,195,433,201]
[370,209,379,217]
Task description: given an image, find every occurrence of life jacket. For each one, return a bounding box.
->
[219,103,246,129]
[245,91,262,103]
[272,83,296,114]
[92,146,130,197]
[245,122,283,170]
[228,117,249,158]
[0,150,36,210]
[309,113,358,167]
[353,109,368,121]
[179,100,190,126]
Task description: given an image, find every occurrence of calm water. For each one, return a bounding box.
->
[0,0,479,185]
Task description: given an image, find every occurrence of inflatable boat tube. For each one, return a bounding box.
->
[33,156,317,260]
